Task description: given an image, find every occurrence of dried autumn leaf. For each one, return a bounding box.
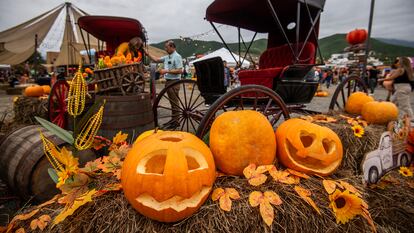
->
[260,201,274,226]
[11,209,39,222]
[339,181,361,196]
[15,228,25,233]
[81,159,101,173]
[323,180,337,194]
[112,131,128,145]
[287,169,310,179]
[30,219,39,230]
[270,168,296,185]
[264,191,283,205]
[407,180,414,189]
[362,209,377,233]
[219,194,232,212]
[212,188,225,201]
[54,189,97,225]
[294,186,321,215]
[249,191,263,207]
[30,214,51,231]
[300,115,314,122]
[243,164,268,186]
[226,188,240,200]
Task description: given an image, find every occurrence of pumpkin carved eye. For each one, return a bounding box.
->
[300,131,315,148]
[322,139,336,154]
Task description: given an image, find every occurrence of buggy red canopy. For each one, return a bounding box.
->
[78,16,146,52]
[206,0,325,47]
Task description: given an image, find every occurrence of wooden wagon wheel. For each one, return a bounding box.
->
[48,80,70,129]
[196,85,290,139]
[153,79,208,133]
[121,72,145,94]
[328,75,368,112]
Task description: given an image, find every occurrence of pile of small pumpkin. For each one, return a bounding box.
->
[345,92,398,124]
[97,52,142,69]
[24,85,51,97]
[121,110,344,223]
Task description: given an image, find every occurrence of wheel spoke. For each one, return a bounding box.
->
[170,85,187,110]
[188,83,196,108]
[189,117,197,132]
[182,82,188,109]
[162,94,185,111]
[341,89,346,107]
[189,93,202,109]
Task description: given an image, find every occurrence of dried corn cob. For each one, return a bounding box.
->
[39,130,64,172]
[74,101,105,150]
[67,65,87,117]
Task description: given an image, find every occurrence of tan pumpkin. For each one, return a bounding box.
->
[41,85,51,95]
[210,110,276,175]
[24,85,44,97]
[345,92,374,114]
[121,131,215,222]
[361,101,398,124]
[276,118,343,176]
[315,91,328,97]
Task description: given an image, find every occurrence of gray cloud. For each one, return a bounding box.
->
[0,0,413,45]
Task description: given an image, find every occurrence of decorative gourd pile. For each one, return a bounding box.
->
[345,92,398,124]
[24,85,51,97]
[97,52,142,69]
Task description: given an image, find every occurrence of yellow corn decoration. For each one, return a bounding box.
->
[68,65,87,117]
[39,131,64,172]
[74,101,105,150]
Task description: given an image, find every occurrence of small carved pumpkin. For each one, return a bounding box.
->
[121,131,216,222]
[276,119,343,176]
[210,110,276,175]
[345,92,374,115]
[361,101,398,125]
[24,85,44,97]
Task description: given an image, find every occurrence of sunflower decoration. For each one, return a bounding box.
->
[329,189,363,224]
[399,167,413,177]
[351,124,364,138]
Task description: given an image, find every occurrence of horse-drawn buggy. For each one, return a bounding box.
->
[153,0,368,139]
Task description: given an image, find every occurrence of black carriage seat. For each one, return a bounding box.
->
[238,42,318,104]
[193,57,226,105]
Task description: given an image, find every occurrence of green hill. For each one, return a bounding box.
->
[151,35,414,63]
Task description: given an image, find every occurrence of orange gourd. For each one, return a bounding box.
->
[121,131,215,222]
[209,110,276,175]
[276,118,343,176]
[24,85,44,97]
[345,92,374,115]
[361,101,398,125]
[41,85,51,95]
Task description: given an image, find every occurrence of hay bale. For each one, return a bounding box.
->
[367,170,414,233]
[11,175,371,233]
[314,117,385,175]
[13,96,48,125]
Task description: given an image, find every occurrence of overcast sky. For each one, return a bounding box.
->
[1,0,413,45]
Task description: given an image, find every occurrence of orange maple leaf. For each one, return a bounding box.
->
[269,167,297,185]
[249,191,282,226]
[294,186,320,215]
[243,164,274,186]
[30,214,51,231]
[322,180,337,194]
[211,188,240,211]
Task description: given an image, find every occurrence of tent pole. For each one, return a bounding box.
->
[238,27,241,66]
[65,3,70,76]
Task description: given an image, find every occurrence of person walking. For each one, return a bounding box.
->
[223,60,232,91]
[368,66,379,94]
[145,40,183,128]
[325,70,333,89]
[379,57,414,118]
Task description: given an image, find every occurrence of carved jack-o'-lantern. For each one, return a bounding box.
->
[121,131,216,222]
[276,119,343,176]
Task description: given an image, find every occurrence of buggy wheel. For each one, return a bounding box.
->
[196,85,290,139]
[121,72,145,94]
[48,80,70,129]
[328,75,368,112]
[153,79,207,133]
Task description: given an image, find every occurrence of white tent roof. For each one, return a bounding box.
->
[190,47,250,68]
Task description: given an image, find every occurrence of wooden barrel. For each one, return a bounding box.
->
[96,94,154,142]
[0,125,95,202]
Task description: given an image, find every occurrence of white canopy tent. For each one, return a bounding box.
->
[190,47,250,68]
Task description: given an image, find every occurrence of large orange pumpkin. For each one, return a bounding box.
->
[209,110,276,175]
[121,131,216,222]
[361,101,398,124]
[346,29,367,45]
[24,85,44,97]
[276,119,343,176]
[345,92,374,115]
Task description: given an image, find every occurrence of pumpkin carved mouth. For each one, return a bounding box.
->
[136,186,211,212]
